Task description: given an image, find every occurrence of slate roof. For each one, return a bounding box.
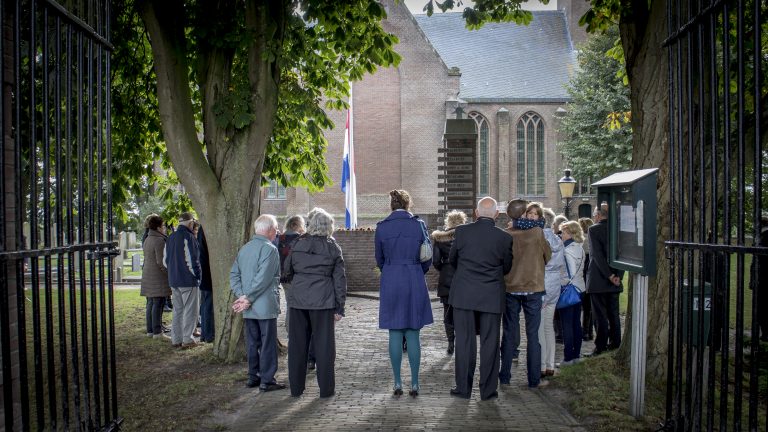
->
[413,11,576,101]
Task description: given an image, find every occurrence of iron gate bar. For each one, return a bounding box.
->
[42,0,113,51]
[661,0,728,47]
[0,241,118,259]
[54,13,71,428]
[706,5,718,428]
[0,0,11,429]
[42,6,59,428]
[13,2,31,428]
[735,1,746,427]
[751,0,763,429]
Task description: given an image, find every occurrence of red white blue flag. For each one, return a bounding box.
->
[341,88,357,228]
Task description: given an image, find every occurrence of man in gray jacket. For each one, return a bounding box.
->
[231,214,286,392]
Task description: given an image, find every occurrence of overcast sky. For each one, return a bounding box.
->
[403,0,557,15]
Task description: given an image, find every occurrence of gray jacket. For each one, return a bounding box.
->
[230,234,281,320]
[283,235,347,316]
[543,228,565,306]
[140,229,171,298]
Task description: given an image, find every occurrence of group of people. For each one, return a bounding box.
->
[139,212,215,348]
[180,188,624,400]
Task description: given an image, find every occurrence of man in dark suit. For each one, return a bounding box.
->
[586,205,624,355]
[448,197,513,400]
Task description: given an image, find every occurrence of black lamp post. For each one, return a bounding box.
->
[558,168,577,219]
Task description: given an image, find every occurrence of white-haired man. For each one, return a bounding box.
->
[448,197,513,401]
[231,214,286,392]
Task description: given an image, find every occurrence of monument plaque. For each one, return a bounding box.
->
[439,119,477,217]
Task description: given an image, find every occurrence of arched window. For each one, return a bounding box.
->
[469,112,490,196]
[516,111,545,195]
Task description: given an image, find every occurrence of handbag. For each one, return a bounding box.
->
[417,219,432,262]
[556,255,582,310]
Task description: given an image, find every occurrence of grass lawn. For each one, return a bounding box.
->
[549,355,666,431]
[114,289,245,431]
[21,288,246,431]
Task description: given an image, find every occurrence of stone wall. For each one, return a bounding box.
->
[334,229,439,293]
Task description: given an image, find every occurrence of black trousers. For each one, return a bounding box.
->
[145,297,165,335]
[453,307,501,400]
[591,292,621,352]
[288,308,336,397]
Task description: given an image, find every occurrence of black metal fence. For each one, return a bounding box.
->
[664,0,767,430]
[0,0,120,430]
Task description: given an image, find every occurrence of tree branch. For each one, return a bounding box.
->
[196,0,237,182]
[137,0,222,205]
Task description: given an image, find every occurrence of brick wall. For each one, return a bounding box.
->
[334,229,439,293]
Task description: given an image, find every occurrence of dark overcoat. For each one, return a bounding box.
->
[586,220,624,294]
[448,217,513,314]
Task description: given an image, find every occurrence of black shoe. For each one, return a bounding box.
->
[481,391,498,401]
[450,388,470,399]
[409,386,419,397]
[447,340,455,355]
[307,360,316,371]
[393,385,403,396]
[246,379,261,388]
[259,382,287,392]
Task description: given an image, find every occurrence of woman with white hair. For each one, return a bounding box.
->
[431,210,468,355]
[283,208,347,398]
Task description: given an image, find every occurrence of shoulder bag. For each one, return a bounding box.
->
[556,254,582,309]
[417,218,432,263]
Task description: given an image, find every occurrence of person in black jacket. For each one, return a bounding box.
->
[448,197,513,401]
[197,224,214,343]
[586,205,624,355]
[751,214,768,341]
[431,210,468,355]
[283,208,347,398]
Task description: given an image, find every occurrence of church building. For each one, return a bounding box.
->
[261,0,597,227]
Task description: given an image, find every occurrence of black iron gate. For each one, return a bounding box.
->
[664,0,767,430]
[1,0,120,430]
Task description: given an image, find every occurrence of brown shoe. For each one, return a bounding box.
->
[172,343,182,348]
[181,341,198,350]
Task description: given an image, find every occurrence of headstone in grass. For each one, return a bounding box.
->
[132,253,141,272]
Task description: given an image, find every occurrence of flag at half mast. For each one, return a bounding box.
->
[341,89,357,228]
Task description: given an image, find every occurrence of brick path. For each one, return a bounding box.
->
[210,294,587,431]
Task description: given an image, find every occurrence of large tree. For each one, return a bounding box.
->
[121,0,400,360]
[558,26,632,181]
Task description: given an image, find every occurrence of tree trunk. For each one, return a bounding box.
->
[615,0,671,382]
[139,0,282,362]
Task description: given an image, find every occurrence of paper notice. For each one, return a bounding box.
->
[620,205,636,233]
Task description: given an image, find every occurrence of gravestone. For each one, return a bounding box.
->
[131,253,141,272]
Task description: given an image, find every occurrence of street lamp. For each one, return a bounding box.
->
[558,168,577,219]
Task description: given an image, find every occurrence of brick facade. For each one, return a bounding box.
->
[262,0,596,223]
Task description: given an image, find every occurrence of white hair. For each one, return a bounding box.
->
[253,214,278,234]
[476,197,498,218]
[307,208,334,237]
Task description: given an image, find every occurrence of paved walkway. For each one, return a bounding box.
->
[210,294,587,431]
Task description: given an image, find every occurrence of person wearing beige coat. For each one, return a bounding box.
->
[140,214,171,338]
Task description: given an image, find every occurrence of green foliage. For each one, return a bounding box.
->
[424,0,540,28]
[263,0,401,190]
[111,0,401,214]
[558,26,632,181]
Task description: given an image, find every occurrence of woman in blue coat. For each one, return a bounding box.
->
[375,190,434,397]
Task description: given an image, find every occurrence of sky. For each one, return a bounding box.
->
[403,0,558,15]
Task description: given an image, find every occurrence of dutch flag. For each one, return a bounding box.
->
[341,89,357,229]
